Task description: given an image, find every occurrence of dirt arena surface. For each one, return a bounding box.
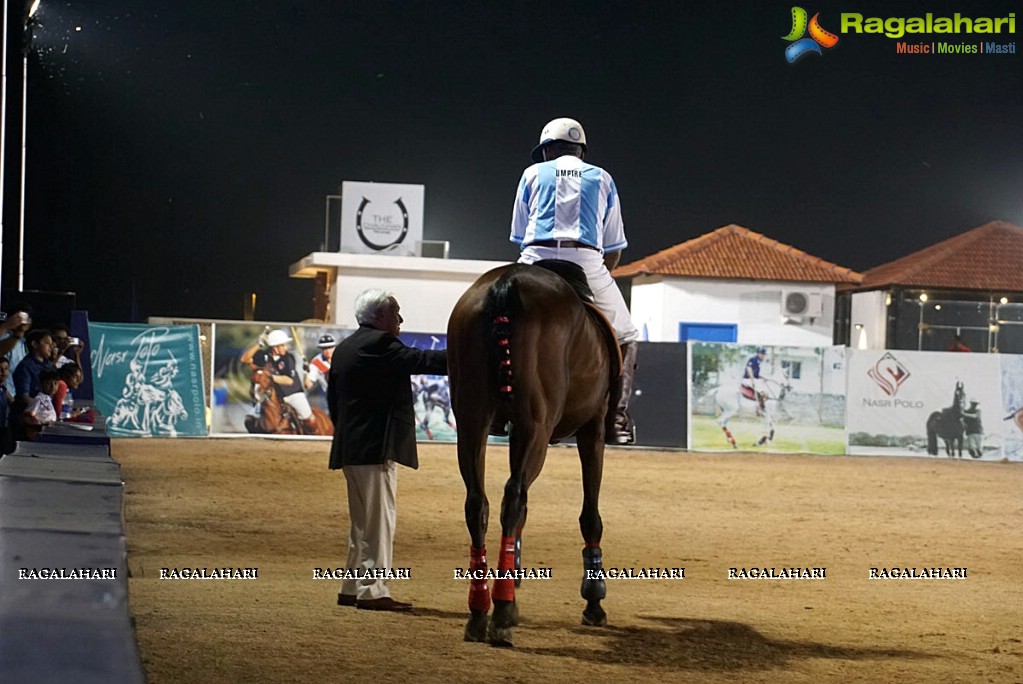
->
[118,439,1023,683]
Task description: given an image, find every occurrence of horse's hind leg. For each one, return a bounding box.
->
[488,426,548,647]
[576,418,608,627]
[458,423,491,642]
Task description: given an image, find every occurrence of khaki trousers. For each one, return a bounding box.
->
[341,461,397,600]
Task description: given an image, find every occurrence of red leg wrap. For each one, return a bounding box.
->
[491,535,516,602]
[468,545,491,612]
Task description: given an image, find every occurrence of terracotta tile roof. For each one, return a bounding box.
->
[613,224,863,284]
[852,220,1023,292]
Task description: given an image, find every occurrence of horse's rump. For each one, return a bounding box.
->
[449,263,615,440]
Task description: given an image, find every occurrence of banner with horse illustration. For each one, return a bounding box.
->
[846,349,1004,460]
[88,322,207,437]
[210,323,455,442]
[689,342,847,454]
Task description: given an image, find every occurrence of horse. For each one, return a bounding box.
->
[709,372,790,448]
[246,367,333,436]
[926,381,966,457]
[447,262,620,647]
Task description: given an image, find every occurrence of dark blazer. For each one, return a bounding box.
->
[327,324,447,470]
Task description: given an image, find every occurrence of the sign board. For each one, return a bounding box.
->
[340,181,424,256]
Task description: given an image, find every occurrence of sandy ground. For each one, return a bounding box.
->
[118,439,1023,683]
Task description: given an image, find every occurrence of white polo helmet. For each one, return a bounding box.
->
[530,117,587,163]
[266,329,292,346]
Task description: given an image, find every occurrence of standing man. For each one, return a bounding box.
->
[328,289,447,611]
[510,117,639,444]
[962,399,983,458]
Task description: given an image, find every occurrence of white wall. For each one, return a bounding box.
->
[849,290,888,350]
[290,252,507,334]
[630,276,836,347]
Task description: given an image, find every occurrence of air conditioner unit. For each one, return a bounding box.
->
[781,289,823,318]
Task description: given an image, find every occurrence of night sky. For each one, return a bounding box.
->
[3,0,1021,322]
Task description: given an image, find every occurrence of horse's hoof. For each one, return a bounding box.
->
[464,613,489,643]
[487,623,514,647]
[582,605,607,627]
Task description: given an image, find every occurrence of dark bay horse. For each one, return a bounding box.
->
[926,381,965,457]
[246,368,333,436]
[448,262,620,647]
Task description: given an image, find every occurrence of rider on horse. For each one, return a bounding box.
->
[742,347,769,415]
[304,333,336,395]
[510,117,640,444]
[245,328,321,434]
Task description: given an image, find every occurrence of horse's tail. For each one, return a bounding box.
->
[487,273,519,402]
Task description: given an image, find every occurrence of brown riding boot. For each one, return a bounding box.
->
[607,342,638,445]
[302,417,319,435]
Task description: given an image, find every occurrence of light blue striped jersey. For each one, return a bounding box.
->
[510,155,627,253]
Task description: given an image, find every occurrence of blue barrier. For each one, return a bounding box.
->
[0,423,144,683]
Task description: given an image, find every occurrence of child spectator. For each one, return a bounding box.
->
[23,369,59,440]
[53,362,84,421]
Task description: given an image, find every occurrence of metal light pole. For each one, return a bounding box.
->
[17,0,39,292]
[0,0,11,301]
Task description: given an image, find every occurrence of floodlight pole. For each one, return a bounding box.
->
[0,0,10,301]
[16,0,38,292]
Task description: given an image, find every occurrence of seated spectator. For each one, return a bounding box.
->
[53,362,88,421]
[23,369,59,440]
[12,329,54,405]
[49,323,84,369]
[0,358,13,455]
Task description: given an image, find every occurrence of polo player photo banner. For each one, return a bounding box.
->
[210,322,346,437]
[1000,354,1023,462]
[846,349,1003,460]
[88,322,207,437]
[339,180,424,256]
[400,331,456,443]
[689,342,847,455]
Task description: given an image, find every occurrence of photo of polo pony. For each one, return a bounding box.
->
[447,261,620,647]
[926,380,966,457]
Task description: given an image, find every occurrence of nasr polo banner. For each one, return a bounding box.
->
[88,322,207,437]
[846,349,1003,460]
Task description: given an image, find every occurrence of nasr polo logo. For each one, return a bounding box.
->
[783,7,839,63]
[867,352,911,397]
[355,196,409,251]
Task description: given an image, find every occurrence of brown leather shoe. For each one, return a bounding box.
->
[337,593,357,607]
[356,597,413,612]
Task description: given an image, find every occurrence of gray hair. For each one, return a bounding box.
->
[354,289,395,325]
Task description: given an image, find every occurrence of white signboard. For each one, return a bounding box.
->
[846,349,1006,460]
[340,181,424,256]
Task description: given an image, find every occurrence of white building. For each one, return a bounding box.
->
[289,251,506,333]
[614,225,863,347]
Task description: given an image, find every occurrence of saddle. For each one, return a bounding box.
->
[532,259,621,380]
[740,385,756,401]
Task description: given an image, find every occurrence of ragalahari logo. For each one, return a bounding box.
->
[783,7,839,62]
[867,352,911,397]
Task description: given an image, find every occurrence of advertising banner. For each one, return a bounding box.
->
[211,323,344,436]
[690,342,846,454]
[88,322,207,437]
[846,349,1004,460]
[340,181,424,256]
[999,354,1023,462]
[211,323,454,442]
